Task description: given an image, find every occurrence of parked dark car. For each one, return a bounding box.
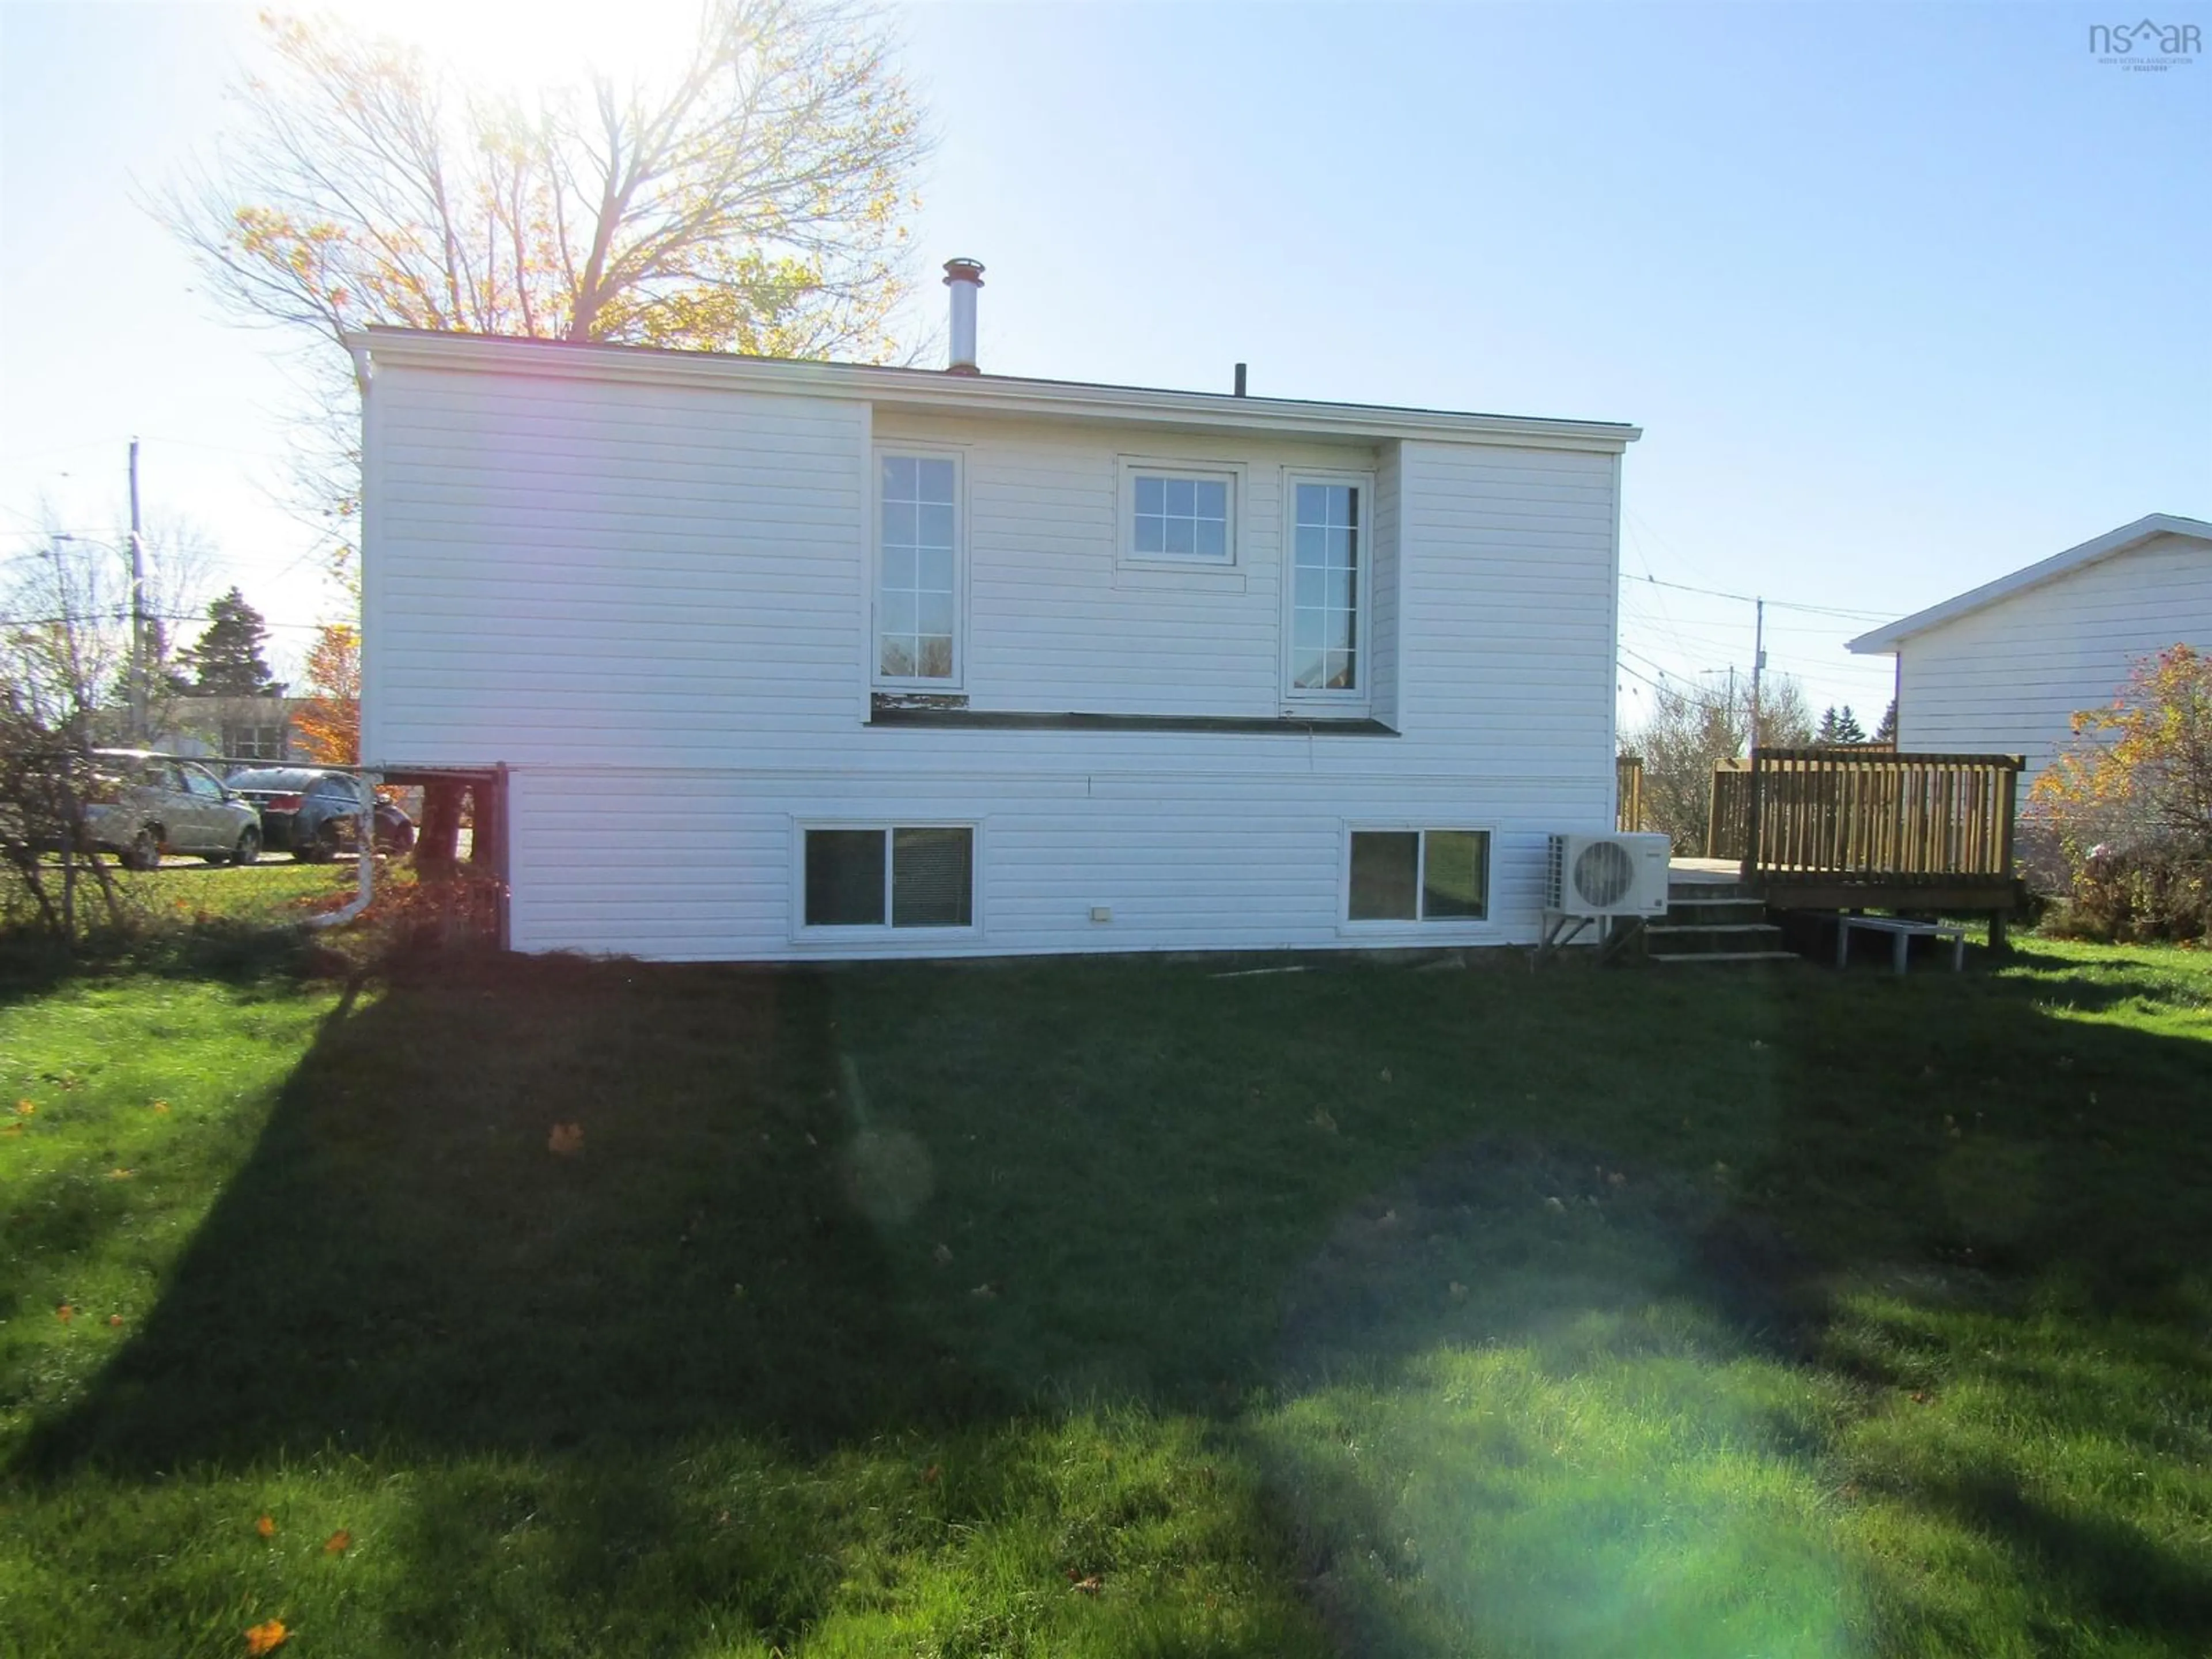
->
[224,768,416,862]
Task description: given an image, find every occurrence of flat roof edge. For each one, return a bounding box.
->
[349,327,1642,450]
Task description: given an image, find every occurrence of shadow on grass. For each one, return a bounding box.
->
[0,921,315,1013]
[19,957,1004,1472]
[11,941,2212,1654]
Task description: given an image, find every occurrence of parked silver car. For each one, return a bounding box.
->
[82,750,264,869]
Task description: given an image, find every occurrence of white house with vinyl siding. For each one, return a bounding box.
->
[352,278,1641,962]
[1847,513,2212,795]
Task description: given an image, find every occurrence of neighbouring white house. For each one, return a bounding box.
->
[351,262,1643,961]
[1847,513,2212,794]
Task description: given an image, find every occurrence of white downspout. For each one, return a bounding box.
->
[305,771,378,929]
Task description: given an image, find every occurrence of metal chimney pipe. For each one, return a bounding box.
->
[944,257,984,374]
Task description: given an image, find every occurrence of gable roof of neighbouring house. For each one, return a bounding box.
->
[351,327,1643,454]
[1846,513,2212,655]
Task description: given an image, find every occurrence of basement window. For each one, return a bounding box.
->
[1347,828,1489,922]
[802,825,975,930]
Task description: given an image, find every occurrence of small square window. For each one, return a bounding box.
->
[1349,829,1490,923]
[1123,463,1236,566]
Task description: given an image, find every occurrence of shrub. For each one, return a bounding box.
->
[2028,644,2212,941]
[2036,846,2212,944]
[301,866,504,968]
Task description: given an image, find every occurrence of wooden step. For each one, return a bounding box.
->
[1647,949,1802,964]
[1661,897,1770,926]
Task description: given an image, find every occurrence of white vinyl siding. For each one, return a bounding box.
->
[365,349,1627,962]
[361,365,868,768]
[1895,532,2212,794]
[1368,444,1403,729]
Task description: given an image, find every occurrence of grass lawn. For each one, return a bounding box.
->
[2,921,2209,1656]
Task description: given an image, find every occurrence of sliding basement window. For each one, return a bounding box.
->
[802,825,975,931]
[1346,828,1490,923]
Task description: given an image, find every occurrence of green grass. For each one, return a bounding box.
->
[2,933,2209,1655]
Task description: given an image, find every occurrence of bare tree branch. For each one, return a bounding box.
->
[153,0,930,573]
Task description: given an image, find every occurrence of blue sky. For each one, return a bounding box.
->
[3,1,2206,718]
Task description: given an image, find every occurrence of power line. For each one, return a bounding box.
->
[1615,655,1735,715]
[1622,570,1893,622]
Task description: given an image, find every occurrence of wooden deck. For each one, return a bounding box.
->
[1706,748,2025,914]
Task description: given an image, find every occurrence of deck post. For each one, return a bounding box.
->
[1740,748,1763,885]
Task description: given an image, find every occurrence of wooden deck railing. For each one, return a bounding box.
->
[1616,755,1645,834]
[1707,748,2024,897]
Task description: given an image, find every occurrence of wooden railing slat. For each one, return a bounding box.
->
[1709,748,2023,888]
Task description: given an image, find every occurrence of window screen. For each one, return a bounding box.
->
[1350,828,1490,922]
[805,830,886,926]
[1422,830,1488,919]
[891,827,974,927]
[1349,831,1420,921]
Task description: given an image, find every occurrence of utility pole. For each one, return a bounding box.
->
[128,438,147,745]
[1748,596,1766,753]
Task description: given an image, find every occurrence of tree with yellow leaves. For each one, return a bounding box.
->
[162,1,930,575]
[2029,644,2212,938]
[292,623,361,767]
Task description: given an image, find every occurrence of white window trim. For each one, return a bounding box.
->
[1338,823,1497,935]
[871,442,969,692]
[1281,466,1376,714]
[1116,456,1245,573]
[790,818,984,944]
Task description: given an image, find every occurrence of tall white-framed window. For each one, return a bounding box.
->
[796,822,979,935]
[875,449,963,686]
[1284,470,1373,707]
[1118,459,1240,567]
[1344,827,1491,924]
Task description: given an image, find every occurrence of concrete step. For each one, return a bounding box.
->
[1647,949,1803,964]
[1646,922,1788,942]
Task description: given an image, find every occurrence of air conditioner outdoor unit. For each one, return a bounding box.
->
[1546,832,1672,919]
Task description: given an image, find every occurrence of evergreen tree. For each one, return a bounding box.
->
[182,588,278,696]
[1874,699,1898,744]
[149,618,194,696]
[1832,705,1869,745]
[1817,706,1842,744]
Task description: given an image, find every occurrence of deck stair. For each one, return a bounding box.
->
[1642,878,1798,965]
